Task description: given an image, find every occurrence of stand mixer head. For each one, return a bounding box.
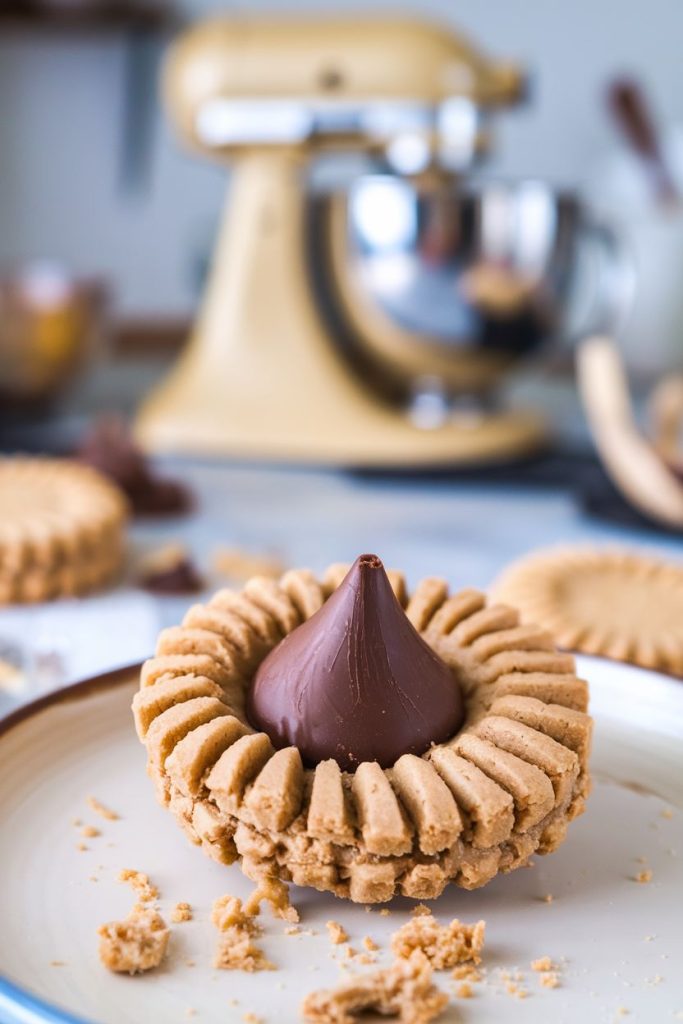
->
[136,15,544,466]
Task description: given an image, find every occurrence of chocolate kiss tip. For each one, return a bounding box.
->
[246,554,465,771]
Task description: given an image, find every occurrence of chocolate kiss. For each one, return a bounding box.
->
[247,554,464,771]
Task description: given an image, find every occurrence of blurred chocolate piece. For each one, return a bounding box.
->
[77,415,192,516]
[136,543,204,595]
[247,553,464,770]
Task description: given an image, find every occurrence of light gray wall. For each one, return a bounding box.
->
[1,0,682,315]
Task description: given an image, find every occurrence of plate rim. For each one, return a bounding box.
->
[0,663,141,1024]
[0,663,141,743]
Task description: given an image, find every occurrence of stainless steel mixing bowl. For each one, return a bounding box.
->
[312,176,627,403]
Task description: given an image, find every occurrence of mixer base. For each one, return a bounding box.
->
[136,390,546,468]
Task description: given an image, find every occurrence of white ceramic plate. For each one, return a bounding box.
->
[0,656,682,1024]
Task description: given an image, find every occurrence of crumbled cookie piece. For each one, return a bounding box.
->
[212,894,250,931]
[539,971,560,988]
[98,907,169,974]
[50,960,66,967]
[411,904,431,917]
[300,951,448,1023]
[391,913,485,968]
[633,869,653,884]
[531,957,554,972]
[506,982,528,999]
[87,797,119,821]
[171,902,192,923]
[451,964,481,982]
[661,808,674,820]
[76,843,88,852]
[118,868,158,903]
[379,909,391,918]
[363,937,378,952]
[455,981,474,998]
[81,825,100,838]
[541,893,554,903]
[244,877,299,923]
[326,921,349,946]
[211,894,274,972]
[214,931,274,973]
[242,1014,263,1024]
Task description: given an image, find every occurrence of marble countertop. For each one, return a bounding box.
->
[1,456,680,715]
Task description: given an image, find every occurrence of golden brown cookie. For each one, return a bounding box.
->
[0,457,127,604]
[493,547,683,677]
[133,562,592,903]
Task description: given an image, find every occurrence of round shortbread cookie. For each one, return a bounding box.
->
[0,457,128,604]
[133,565,592,903]
[493,547,683,677]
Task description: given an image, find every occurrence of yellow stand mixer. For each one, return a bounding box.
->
[136,16,542,466]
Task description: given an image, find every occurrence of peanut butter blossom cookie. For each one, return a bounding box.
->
[134,554,592,903]
[0,457,127,604]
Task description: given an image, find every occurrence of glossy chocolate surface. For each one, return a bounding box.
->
[247,554,464,770]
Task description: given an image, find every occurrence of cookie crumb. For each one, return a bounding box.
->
[363,936,378,952]
[379,909,391,917]
[456,981,474,998]
[531,957,554,972]
[242,1015,263,1024]
[81,825,100,838]
[411,903,431,917]
[212,895,274,972]
[633,869,653,884]
[76,843,88,852]
[539,971,560,988]
[300,951,447,1023]
[171,902,192,923]
[87,796,119,821]
[244,878,299,923]
[98,907,169,974]
[451,964,481,982]
[391,912,486,968]
[541,893,554,903]
[284,926,301,937]
[118,868,159,903]
[661,808,674,819]
[50,960,66,967]
[506,981,529,999]
[326,921,349,946]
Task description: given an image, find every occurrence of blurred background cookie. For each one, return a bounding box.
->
[494,547,683,676]
[0,457,128,604]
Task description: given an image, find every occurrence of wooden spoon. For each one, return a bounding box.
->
[577,335,683,529]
